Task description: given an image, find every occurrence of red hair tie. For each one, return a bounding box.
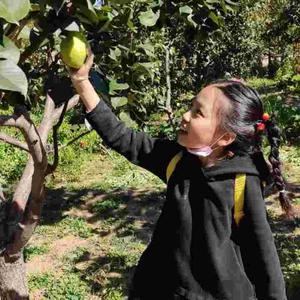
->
[262,113,270,121]
[256,122,265,131]
[256,112,270,132]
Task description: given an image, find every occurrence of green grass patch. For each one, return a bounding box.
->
[36,216,92,239]
[91,194,124,214]
[28,272,89,299]
[108,236,144,266]
[275,233,300,299]
[57,216,93,238]
[247,77,279,90]
[62,246,89,266]
[24,244,50,262]
[91,151,164,192]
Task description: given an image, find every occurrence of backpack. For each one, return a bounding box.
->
[166,151,246,226]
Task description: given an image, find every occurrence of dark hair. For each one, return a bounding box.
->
[210,79,294,219]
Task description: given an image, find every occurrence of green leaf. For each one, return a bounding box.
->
[109,0,133,4]
[75,3,99,24]
[109,79,129,95]
[205,0,221,3]
[137,42,155,57]
[0,59,28,96]
[208,11,220,25]
[64,21,80,32]
[111,97,128,109]
[119,111,137,128]
[138,9,160,27]
[179,6,193,15]
[0,0,30,23]
[126,7,136,31]
[187,14,197,28]
[0,36,20,64]
[18,25,31,40]
[224,0,239,5]
[292,74,300,82]
[109,47,121,61]
[132,62,156,80]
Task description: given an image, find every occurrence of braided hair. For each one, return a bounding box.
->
[209,79,294,218]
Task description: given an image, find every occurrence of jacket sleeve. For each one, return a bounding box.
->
[239,175,287,300]
[85,100,182,182]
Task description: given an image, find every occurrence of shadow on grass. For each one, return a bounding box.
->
[38,186,165,296]
[73,251,136,296]
[41,186,165,244]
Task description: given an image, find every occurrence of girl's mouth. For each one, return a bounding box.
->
[179,127,188,134]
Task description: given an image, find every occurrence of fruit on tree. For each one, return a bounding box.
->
[60,32,87,69]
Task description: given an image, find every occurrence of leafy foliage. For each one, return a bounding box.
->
[0,0,238,124]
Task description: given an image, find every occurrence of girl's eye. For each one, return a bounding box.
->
[194,109,203,116]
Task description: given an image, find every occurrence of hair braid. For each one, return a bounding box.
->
[208,78,295,218]
[265,119,294,218]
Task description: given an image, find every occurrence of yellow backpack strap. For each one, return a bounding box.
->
[234,173,246,226]
[166,151,183,183]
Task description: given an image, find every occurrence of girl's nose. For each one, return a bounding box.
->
[182,110,191,123]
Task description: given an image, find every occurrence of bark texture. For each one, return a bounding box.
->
[0,255,29,300]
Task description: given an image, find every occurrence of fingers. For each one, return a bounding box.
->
[86,47,94,69]
[65,64,77,76]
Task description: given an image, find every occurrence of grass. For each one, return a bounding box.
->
[28,272,90,300]
[91,194,125,215]
[35,216,93,239]
[24,244,50,262]
[275,233,300,299]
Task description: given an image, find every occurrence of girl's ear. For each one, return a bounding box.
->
[219,132,236,147]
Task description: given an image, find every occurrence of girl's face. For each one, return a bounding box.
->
[177,85,232,150]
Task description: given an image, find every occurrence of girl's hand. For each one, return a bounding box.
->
[65,47,95,85]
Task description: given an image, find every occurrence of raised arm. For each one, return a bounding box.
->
[67,50,182,182]
[239,175,287,300]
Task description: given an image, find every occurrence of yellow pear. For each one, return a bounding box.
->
[60,32,87,69]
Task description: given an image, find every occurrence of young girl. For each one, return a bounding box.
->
[66,51,292,300]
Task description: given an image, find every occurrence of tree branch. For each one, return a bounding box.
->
[2,93,80,258]
[0,115,20,127]
[2,108,48,258]
[0,133,29,152]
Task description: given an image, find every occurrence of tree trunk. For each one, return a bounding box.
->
[0,189,28,299]
[0,255,28,299]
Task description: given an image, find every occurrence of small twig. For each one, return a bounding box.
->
[165,42,172,111]
[59,130,91,151]
[46,100,69,175]
[99,143,114,161]
[0,184,5,202]
[161,106,177,133]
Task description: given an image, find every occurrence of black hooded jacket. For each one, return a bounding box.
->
[86,100,287,300]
